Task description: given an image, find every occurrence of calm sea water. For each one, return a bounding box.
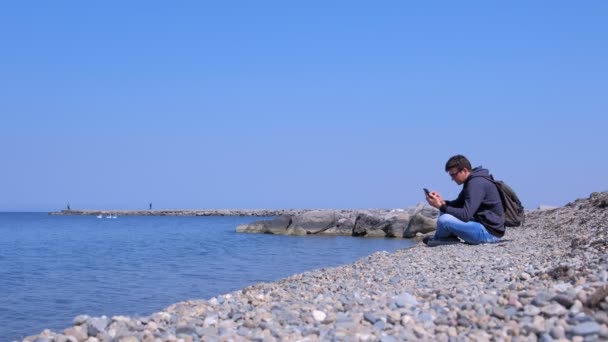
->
[0,213,413,341]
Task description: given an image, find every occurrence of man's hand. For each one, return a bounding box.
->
[425,191,445,209]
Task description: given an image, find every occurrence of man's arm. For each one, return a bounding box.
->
[442,179,484,222]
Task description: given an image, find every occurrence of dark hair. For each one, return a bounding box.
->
[445,155,472,172]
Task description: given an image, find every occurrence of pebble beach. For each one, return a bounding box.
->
[25,192,608,342]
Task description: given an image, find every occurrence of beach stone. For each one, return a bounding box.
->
[492,307,507,319]
[363,312,379,324]
[87,316,109,337]
[394,292,417,308]
[203,315,218,327]
[63,325,88,341]
[553,283,572,292]
[374,320,386,330]
[118,337,139,342]
[571,300,584,314]
[107,321,130,338]
[380,336,397,342]
[542,303,567,316]
[33,338,52,342]
[552,294,575,308]
[550,325,567,339]
[524,305,541,316]
[532,291,554,306]
[176,325,197,335]
[73,315,90,325]
[571,321,601,336]
[312,310,326,322]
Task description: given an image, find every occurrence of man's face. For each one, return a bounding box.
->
[447,167,467,185]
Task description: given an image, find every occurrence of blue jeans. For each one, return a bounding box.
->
[434,213,501,244]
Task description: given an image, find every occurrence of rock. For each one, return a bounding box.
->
[312,310,326,322]
[203,315,218,327]
[64,325,88,341]
[107,321,131,339]
[491,307,507,319]
[550,325,566,339]
[290,211,339,234]
[523,305,541,316]
[73,315,90,325]
[552,294,575,308]
[394,293,418,308]
[236,215,292,234]
[363,312,379,324]
[118,337,139,342]
[87,316,109,337]
[33,338,52,342]
[384,213,410,238]
[553,283,572,292]
[353,213,387,237]
[541,303,567,316]
[520,272,532,281]
[323,217,355,235]
[176,325,197,335]
[570,321,601,336]
[285,226,307,236]
[402,213,436,238]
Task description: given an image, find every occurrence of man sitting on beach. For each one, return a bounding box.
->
[424,155,505,247]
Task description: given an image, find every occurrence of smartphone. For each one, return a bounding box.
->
[423,188,430,196]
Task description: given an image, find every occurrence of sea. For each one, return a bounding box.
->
[0,213,414,341]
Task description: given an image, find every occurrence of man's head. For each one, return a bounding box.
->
[445,155,472,185]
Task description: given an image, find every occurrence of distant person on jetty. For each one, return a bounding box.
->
[149,202,152,210]
[424,155,505,247]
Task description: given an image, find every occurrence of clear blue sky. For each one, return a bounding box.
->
[1,1,606,211]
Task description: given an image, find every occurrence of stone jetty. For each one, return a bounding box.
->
[235,206,439,238]
[48,209,312,217]
[26,192,608,341]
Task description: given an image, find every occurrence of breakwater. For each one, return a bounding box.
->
[48,209,313,217]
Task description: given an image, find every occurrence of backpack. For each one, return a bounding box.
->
[484,176,525,227]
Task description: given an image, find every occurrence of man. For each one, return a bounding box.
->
[424,155,505,246]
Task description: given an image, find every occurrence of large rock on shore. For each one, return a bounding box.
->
[352,213,389,237]
[403,213,437,238]
[235,215,293,234]
[236,205,439,238]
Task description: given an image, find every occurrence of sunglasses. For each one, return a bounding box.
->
[448,169,462,177]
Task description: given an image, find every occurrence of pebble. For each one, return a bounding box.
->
[22,192,608,341]
[571,321,601,336]
[312,310,326,322]
[541,303,567,316]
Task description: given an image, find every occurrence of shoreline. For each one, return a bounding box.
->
[26,192,608,341]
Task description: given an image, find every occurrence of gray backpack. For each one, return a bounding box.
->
[484,176,525,227]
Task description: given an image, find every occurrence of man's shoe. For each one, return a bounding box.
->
[424,236,461,247]
[422,235,433,245]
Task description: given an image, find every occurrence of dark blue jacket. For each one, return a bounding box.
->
[442,167,505,237]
